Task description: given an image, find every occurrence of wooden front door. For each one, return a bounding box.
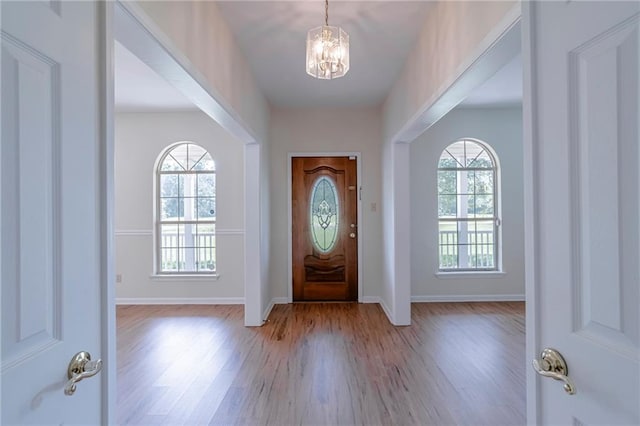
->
[292,157,358,301]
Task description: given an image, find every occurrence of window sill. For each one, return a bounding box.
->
[150,274,220,282]
[435,271,506,279]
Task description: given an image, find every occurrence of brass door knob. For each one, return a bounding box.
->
[349,232,356,238]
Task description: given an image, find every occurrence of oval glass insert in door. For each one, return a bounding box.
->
[309,176,339,253]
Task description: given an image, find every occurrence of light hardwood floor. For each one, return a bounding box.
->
[117,302,525,425]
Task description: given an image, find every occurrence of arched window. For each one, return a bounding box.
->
[437,139,500,271]
[156,143,216,274]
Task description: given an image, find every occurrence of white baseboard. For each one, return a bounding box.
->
[362,296,394,324]
[411,294,525,303]
[115,297,244,305]
[262,297,289,321]
[361,296,380,304]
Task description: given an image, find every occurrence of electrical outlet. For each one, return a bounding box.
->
[116,274,122,283]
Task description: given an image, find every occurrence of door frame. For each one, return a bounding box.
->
[287,152,363,303]
[521,1,539,423]
[100,1,117,423]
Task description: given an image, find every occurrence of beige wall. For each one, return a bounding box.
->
[268,107,384,302]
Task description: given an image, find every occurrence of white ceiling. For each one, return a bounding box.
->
[459,54,522,108]
[216,1,433,107]
[114,2,522,112]
[114,41,197,112]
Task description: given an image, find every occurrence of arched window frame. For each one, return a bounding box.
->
[437,138,501,271]
[154,142,217,275]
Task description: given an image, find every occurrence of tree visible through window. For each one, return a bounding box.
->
[156,143,216,273]
[437,139,499,270]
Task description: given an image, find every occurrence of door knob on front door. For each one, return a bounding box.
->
[64,351,103,396]
[532,348,576,395]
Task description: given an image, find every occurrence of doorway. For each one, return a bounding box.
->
[291,156,358,301]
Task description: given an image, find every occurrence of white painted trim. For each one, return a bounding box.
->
[114,228,244,236]
[392,143,411,326]
[262,297,288,322]
[435,271,507,279]
[522,1,539,424]
[361,296,381,304]
[286,152,364,303]
[149,274,220,282]
[411,294,525,303]
[244,144,263,326]
[114,229,152,236]
[100,2,117,423]
[115,297,244,305]
[378,297,394,324]
[216,229,245,236]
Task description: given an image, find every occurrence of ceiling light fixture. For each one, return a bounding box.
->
[306,0,350,80]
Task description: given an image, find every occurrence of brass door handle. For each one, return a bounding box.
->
[532,348,576,395]
[64,351,103,396]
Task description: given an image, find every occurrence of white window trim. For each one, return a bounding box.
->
[436,138,502,272]
[435,271,506,279]
[154,142,217,275]
[150,273,220,282]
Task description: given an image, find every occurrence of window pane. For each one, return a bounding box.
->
[197,197,215,220]
[193,153,215,171]
[161,155,183,171]
[438,221,458,269]
[474,170,494,194]
[468,150,493,168]
[438,195,457,218]
[160,174,179,197]
[438,156,458,169]
[464,141,485,167]
[168,145,189,170]
[467,195,494,217]
[197,173,216,197]
[195,224,216,271]
[160,198,182,220]
[160,224,180,271]
[437,170,457,194]
[187,144,206,170]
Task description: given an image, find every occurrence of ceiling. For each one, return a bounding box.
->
[114,1,522,112]
[216,1,433,107]
[460,54,522,108]
[114,41,196,112]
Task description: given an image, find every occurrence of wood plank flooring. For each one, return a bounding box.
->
[116,302,525,425]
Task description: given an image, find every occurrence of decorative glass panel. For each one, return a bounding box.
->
[310,176,339,253]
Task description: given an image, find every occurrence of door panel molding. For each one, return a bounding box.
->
[287,152,363,303]
[1,32,63,371]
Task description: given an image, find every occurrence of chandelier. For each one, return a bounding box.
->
[306,0,350,79]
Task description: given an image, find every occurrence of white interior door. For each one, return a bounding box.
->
[528,0,639,423]
[1,1,106,423]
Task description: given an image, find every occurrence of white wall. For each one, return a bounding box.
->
[128,0,270,144]
[114,111,245,302]
[410,107,525,300]
[383,0,519,143]
[268,107,384,303]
